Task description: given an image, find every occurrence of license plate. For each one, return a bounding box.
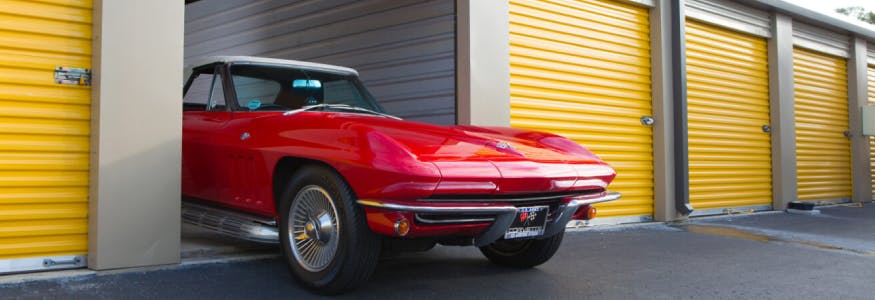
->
[504,206,549,239]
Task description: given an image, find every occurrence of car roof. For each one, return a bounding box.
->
[185,56,359,76]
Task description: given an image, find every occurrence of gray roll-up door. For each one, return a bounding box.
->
[868,42,875,65]
[185,0,456,125]
[792,22,849,58]
[685,0,770,38]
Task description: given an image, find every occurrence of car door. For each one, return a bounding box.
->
[220,68,288,215]
[181,66,233,204]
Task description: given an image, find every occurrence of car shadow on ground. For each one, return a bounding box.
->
[342,246,572,299]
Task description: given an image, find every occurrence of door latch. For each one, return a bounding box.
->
[640,116,655,126]
[843,130,852,138]
[762,125,771,133]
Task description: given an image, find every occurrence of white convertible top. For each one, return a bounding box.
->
[184,56,358,80]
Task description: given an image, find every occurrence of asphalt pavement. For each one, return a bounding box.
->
[2,203,874,300]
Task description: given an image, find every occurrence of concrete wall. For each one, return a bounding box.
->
[456,0,510,126]
[89,0,184,269]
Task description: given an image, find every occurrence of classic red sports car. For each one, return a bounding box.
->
[181,56,619,294]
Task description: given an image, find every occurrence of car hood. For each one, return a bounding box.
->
[331,114,604,164]
[298,113,616,194]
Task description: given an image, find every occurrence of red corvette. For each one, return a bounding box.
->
[181,56,619,294]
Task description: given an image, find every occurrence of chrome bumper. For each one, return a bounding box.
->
[357,191,621,246]
[542,191,622,238]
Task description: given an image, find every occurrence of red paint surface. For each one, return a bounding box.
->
[182,110,616,236]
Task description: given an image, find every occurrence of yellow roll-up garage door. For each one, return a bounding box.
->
[868,64,874,197]
[793,47,851,202]
[509,0,652,219]
[685,20,772,213]
[0,0,91,273]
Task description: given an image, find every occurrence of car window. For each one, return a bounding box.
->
[323,80,362,106]
[184,71,228,112]
[232,75,282,110]
[184,73,212,110]
[229,64,383,112]
[208,73,226,111]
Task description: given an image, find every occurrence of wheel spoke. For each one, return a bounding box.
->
[296,238,310,249]
[303,242,317,259]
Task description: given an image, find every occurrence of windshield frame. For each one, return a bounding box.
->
[223,62,386,114]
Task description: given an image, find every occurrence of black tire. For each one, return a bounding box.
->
[479,230,565,268]
[278,164,381,295]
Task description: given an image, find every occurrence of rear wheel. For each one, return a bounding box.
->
[278,164,380,295]
[479,230,564,268]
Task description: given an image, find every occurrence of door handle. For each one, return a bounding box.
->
[640,116,655,126]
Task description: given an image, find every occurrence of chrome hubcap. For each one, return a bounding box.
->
[288,185,340,272]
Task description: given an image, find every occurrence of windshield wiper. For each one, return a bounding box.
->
[284,104,400,119]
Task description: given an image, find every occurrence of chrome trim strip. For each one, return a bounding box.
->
[413,214,495,224]
[419,193,581,203]
[357,200,518,214]
[418,191,622,204]
[567,192,623,206]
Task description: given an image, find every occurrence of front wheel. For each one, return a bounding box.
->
[479,230,564,268]
[278,164,380,295]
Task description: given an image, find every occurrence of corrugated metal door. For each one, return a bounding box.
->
[0,0,91,272]
[509,0,653,219]
[685,20,772,213]
[793,47,851,202]
[869,46,874,199]
[868,64,874,198]
[793,22,849,58]
[184,0,455,125]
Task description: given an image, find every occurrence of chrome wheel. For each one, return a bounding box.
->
[289,185,340,272]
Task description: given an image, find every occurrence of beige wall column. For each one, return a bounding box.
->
[651,0,680,221]
[89,0,184,269]
[848,37,873,203]
[456,0,510,126]
[768,13,797,209]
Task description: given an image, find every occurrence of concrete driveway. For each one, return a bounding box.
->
[2,203,874,299]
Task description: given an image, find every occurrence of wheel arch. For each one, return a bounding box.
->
[272,156,354,213]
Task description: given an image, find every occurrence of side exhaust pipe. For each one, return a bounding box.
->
[182,201,279,244]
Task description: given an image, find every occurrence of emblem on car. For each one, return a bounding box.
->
[520,210,537,225]
[495,141,513,150]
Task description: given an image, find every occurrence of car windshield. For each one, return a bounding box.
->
[228,64,385,113]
